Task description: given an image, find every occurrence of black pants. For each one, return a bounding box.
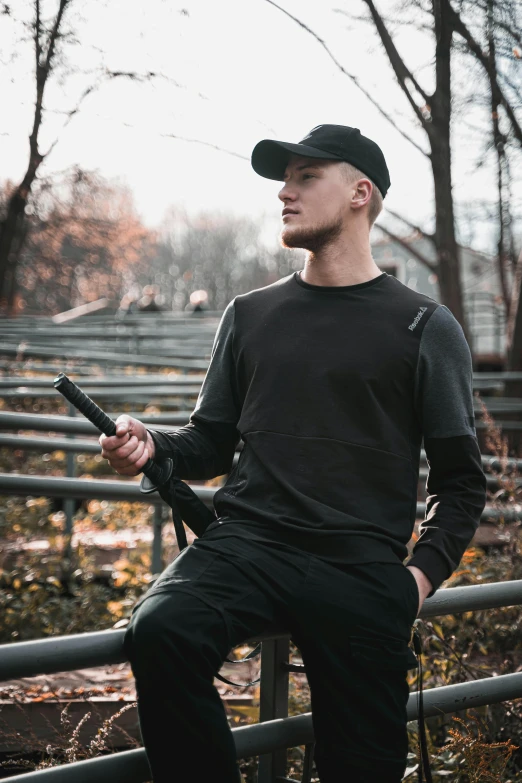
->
[124,528,419,783]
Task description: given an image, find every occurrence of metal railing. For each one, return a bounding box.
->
[2,372,522,390]
[1,395,521,577]
[3,409,522,445]
[0,375,206,388]
[1,321,522,779]
[2,412,522,473]
[2,436,520,493]
[1,468,521,583]
[1,580,521,782]
[1,473,522,520]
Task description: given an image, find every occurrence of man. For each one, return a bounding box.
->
[100,124,487,782]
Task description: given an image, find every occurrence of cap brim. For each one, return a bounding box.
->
[251,140,344,181]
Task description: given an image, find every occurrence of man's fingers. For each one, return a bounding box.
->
[134,447,150,472]
[123,438,146,465]
[112,445,148,476]
[98,415,148,476]
[100,431,131,455]
[101,437,139,464]
[105,439,147,474]
[104,435,140,461]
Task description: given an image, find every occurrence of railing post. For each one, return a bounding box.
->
[63,402,76,555]
[258,637,290,783]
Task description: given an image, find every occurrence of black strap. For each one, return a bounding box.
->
[215,670,260,687]
[217,643,262,687]
[225,643,262,666]
[412,628,433,783]
[169,480,189,552]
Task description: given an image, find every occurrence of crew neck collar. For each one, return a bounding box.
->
[293,270,388,292]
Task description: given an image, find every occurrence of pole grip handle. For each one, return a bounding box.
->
[53,372,170,488]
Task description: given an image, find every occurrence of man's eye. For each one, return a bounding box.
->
[302,173,314,179]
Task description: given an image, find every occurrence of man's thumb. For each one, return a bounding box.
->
[114,415,133,437]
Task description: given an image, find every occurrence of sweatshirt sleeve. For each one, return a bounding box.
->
[147,300,242,480]
[407,305,488,593]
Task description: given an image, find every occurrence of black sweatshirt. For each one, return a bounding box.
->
[149,270,487,593]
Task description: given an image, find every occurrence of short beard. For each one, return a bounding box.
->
[279,214,344,254]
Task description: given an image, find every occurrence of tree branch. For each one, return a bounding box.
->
[264,0,429,158]
[44,69,224,159]
[375,225,437,272]
[361,0,433,129]
[43,0,69,73]
[160,134,249,161]
[447,0,522,147]
[385,207,435,241]
[335,6,434,35]
[468,0,522,51]
[35,0,41,68]
[43,82,98,157]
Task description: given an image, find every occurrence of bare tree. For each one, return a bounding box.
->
[0,0,72,312]
[358,0,472,335]
[0,0,179,314]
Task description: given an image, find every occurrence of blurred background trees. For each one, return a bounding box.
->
[0,0,520,373]
[0,169,302,316]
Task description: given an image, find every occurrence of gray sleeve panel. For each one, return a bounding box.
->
[191,298,241,425]
[414,304,476,439]
[146,299,241,479]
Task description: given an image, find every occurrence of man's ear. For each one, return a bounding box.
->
[352,179,372,210]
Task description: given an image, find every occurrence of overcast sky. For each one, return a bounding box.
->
[2,0,520,254]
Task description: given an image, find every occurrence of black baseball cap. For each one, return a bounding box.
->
[251,124,390,198]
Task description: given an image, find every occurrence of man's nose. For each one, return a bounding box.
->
[278,182,297,203]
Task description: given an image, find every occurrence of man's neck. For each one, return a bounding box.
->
[300,238,382,288]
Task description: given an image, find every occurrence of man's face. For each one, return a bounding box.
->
[277,155,351,252]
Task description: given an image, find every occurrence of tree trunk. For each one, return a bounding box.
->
[505,249,522,455]
[430,0,469,344]
[0,0,69,314]
[429,134,468,339]
[0,156,42,313]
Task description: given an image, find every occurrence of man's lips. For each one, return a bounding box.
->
[282,209,299,219]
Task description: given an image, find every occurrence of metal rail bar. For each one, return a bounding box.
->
[0,363,185,376]
[0,342,209,370]
[0,434,101,452]
[0,473,214,507]
[0,373,518,388]
[1,441,517,490]
[2,418,521,472]
[4,648,522,783]
[4,385,522,416]
[0,411,187,433]
[1,581,520,682]
[0,375,205,388]
[0,385,204,398]
[4,673,522,783]
[3,409,522,437]
[1,473,520,522]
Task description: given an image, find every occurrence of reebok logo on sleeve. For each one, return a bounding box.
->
[408,307,428,331]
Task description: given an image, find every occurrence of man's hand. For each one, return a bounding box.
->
[406,565,433,615]
[99,415,155,476]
